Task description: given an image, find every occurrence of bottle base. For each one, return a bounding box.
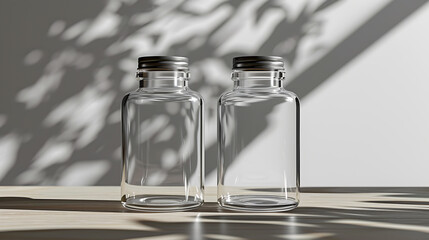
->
[122,195,203,212]
[218,195,298,212]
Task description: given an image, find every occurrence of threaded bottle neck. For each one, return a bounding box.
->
[137,70,189,89]
[232,70,285,89]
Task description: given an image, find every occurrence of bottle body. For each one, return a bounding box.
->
[218,57,299,212]
[121,57,204,211]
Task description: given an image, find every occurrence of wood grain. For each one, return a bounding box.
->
[0,187,428,240]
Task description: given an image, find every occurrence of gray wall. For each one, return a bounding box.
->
[1,0,428,186]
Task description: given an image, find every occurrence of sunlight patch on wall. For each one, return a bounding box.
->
[57,160,110,185]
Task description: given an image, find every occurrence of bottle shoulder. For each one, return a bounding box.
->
[219,88,299,104]
[123,87,203,104]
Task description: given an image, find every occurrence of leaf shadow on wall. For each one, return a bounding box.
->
[0,0,426,185]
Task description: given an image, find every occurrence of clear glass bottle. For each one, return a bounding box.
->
[218,56,299,212]
[121,56,204,211]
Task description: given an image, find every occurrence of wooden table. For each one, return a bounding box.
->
[0,187,428,240]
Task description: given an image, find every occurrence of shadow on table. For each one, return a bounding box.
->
[0,197,225,213]
[1,192,429,240]
[0,207,428,240]
[0,197,127,213]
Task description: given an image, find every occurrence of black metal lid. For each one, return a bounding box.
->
[233,56,285,70]
[137,56,189,71]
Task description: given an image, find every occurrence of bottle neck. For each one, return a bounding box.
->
[137,70,189,89]
[232,70,285,89]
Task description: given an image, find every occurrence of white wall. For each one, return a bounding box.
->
[1,0,428,186]
[301,3,429,186]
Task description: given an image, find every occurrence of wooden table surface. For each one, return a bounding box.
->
[0,187,428,240]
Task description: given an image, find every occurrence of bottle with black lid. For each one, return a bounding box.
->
[218,56,299,212]
[121,56,204,211]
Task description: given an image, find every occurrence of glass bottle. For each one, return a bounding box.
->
[217,56,299,212]
[121,56,204,211]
